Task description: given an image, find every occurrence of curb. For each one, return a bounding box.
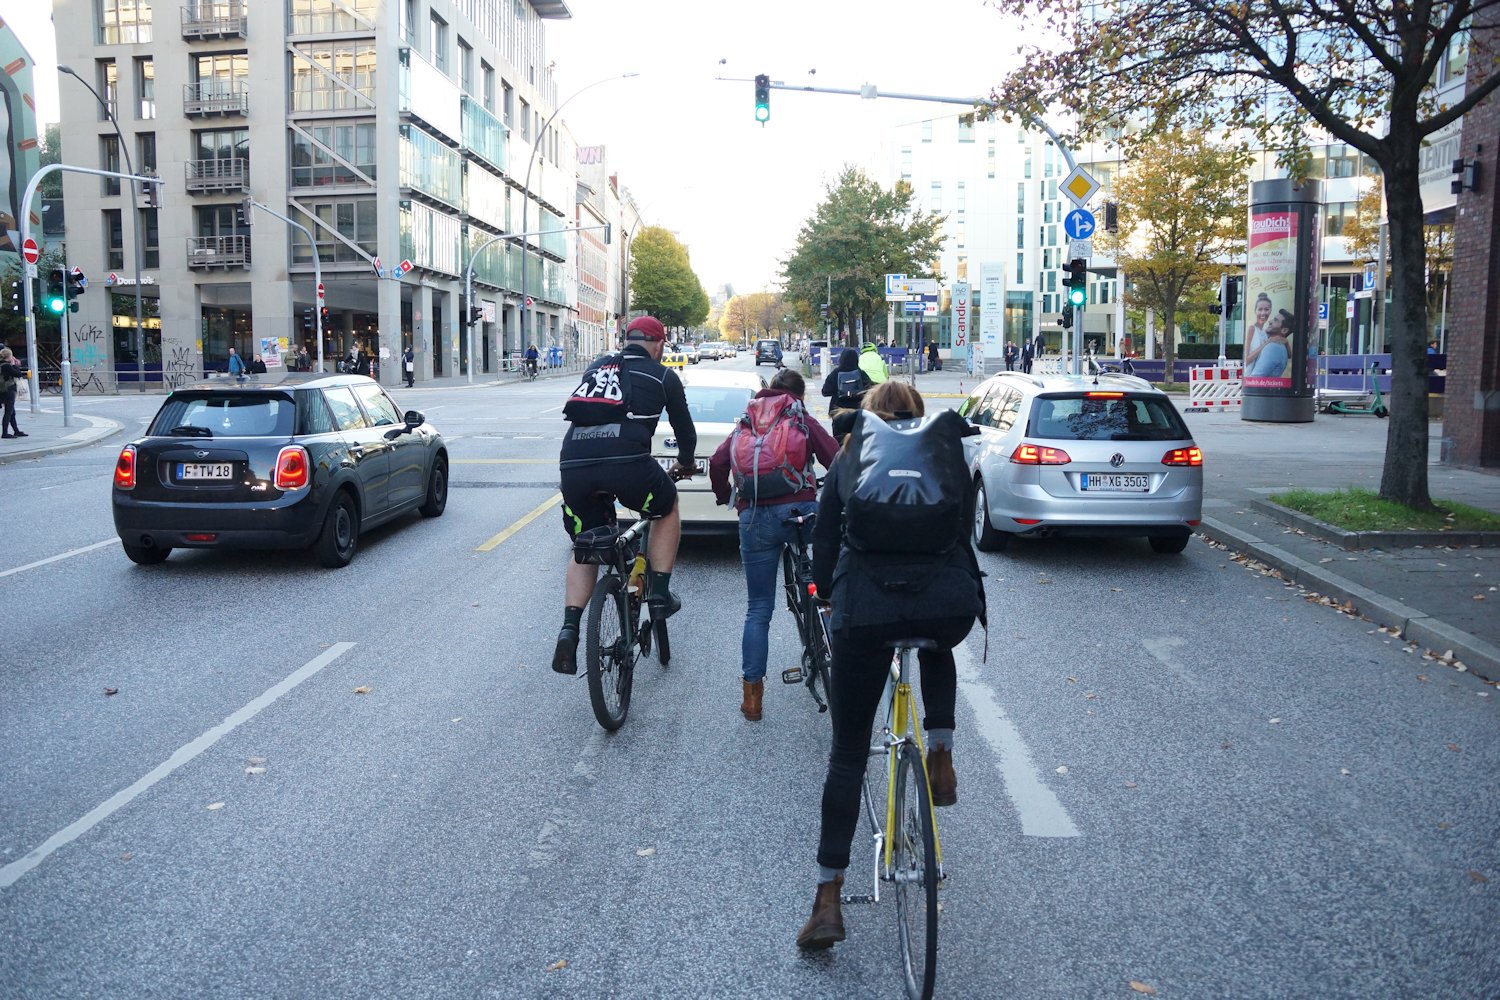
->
[0,412,123,467]
[1248,498,1500,550]
[1198,515,1500,680]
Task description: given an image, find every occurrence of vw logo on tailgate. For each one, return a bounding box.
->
[1110,453,1125,468]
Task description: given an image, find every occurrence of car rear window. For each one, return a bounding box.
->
[663,385,755,424]
[1029,392,1190,441]
[151,393,296,438]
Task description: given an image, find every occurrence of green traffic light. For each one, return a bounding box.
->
[1068,285,1086,307]
[46,296,65,314]
[755,103,770,123]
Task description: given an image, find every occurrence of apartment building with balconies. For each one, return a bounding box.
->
[54,0,585,385]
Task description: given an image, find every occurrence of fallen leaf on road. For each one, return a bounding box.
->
[1319,557,1333,564]
[1475,594,1487,601]
[104,687,119,696]
[1124,781,1138,789]
[1439,822,1452,830]
[1066,676,1078,684]
[1055,765,1069,775]
[1468,870,1489,884]
[1129,982,1158,996]
[1110,587,1123,592]
[1447,743,1462,753]
[120,852,133,861]
[1340,769,1351,776]
[1085,693,1098,700]
[636,847,656,857]
[1268,718,1282,725]
[245,766,267,775]
[451,717,463,723]
[546,959,568,972]
[1221,742,1232,750]
[1037,577,1053,584]
[206,802,225,811]
[353,685,372,695]
[1416,675,1429,682]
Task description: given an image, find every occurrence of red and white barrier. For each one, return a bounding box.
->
[1188,365,1243,410]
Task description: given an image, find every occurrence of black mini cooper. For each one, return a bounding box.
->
[112,373,448,567]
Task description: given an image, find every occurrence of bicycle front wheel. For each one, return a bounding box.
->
[585,574,634,731]
[892,742,939,1000]
[808,605,834,712]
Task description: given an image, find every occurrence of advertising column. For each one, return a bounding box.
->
[979,262,1004,374]
[1242,178,1323,422]
[950,280,971,370]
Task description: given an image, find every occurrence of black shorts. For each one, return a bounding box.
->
[560,458,678,538]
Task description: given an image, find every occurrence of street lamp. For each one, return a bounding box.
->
[519,72,637,362]
[59,65,146,393]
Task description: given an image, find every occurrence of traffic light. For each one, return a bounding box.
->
[1104,201,1119,233]
[144,178,160,209]
[45,269,66,315]
[754,74,770,124]
[7,280,19,313]
[466,305,483,328]
[302,307,314,330]
[818,302,830,319]
[67,268,88,298]
[1064,258,1087,307]
[237,197,253,227]
[1225,275,1239,314]
[1061,303,1074,329]
[604,223,613,245]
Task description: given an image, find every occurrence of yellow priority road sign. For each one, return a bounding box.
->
[1061,165,1100,207]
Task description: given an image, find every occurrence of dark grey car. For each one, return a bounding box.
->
[111,373,448,567]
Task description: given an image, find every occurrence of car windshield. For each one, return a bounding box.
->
[1029,393,1190,441]
[152,393,297,438]
[664,385,755,424]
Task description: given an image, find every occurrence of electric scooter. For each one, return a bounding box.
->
[1328,360,1389,417]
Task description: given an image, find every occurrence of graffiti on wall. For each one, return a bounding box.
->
[69,323,106,368]
[165,345,197,389]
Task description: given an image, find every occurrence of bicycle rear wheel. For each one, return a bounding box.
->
[807,605,834,712]
[892,742,939,1000]
[585,574,634,731]
[781,546,809,648]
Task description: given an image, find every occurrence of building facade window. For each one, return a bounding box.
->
[291,43,375,111]
[291,122,377,187]
[135,57,154,119]
[502,80,513,126]
[957,114,974,143]
[196,204,249,238]
[956,181,966,214]
[1016,217,1025,248]
[194,52,248,92]
[1016,253,1024,281]
[97,60,118,121]
[137,132,156,174]
[101,135,121,196]
[519,98,530,141]
[1325,200,1359,236]
[481,61,495,111]
[988,138,996,179]
[195,127,248,164]
[401,0,416,42]
[430,13,448,73]
[104,209,125,269]
[459,38,473,93]
[99,0,152,44]
[930,181,942,211]
[297,199,379,263]
[140,207,160,268]
[290,0,376,33]
[1017,182,1025,213]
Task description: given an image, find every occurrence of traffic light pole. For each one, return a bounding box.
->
[244,199,323,376]
[18,163,163,426]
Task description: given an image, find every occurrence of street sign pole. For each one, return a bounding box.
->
[1218,273,1229,367]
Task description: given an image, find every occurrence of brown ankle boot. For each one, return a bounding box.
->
[795,876,845,950]
[741,679,764,721]
[927,746,957,807]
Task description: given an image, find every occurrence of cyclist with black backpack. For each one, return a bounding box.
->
[708,368,839,722]
[820,347,873,414]
[551,316,697,676]
[796,380,985,951]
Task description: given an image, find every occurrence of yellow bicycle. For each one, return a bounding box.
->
[842,637,945,1000]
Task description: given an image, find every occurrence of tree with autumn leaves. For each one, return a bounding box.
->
[628,226,709,331]
[1097,134,1248,376]
[989,0,1500,510]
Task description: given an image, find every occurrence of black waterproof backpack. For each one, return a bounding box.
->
[562,353,634,425]
[839,409,972,555]
[835,369,863,400]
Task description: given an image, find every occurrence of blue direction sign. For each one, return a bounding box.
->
[1063,208,1097,241]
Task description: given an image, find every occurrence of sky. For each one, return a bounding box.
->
[1,0,1027,294]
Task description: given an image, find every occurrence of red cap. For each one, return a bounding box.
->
[625,316,667,342]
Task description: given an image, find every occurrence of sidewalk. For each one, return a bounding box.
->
[896,362,1500,679]
[0,405,122,467]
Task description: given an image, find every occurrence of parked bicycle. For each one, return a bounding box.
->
[842,637,946,1000]
[779,508,833,713]
[570,517,671,731]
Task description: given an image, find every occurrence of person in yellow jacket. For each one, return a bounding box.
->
[857,342,889,385]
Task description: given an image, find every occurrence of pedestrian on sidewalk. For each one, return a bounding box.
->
[227,347,246,381]
[1021,339,1035,374]
[1004,341,1018,371]
[403,344,415,387]
[926,340,941,372]
[0,348,28,438]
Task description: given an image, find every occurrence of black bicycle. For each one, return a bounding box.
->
[779,509,833,712]
[571,518,670,731]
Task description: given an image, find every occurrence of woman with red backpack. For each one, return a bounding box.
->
[709,368,840,722]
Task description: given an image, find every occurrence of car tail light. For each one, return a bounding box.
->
[1085,391,1124,398]
[274,446,310,490]
[184,533,218,543]
[1162,447,1203,467]
[1011,443,1072,465]
[114,445,136,490]
[1013,518,1042,525]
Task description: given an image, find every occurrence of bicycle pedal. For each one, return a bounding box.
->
[781,667,804,684]
[840,893,876,905]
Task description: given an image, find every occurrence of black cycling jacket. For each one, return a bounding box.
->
[559,344,696,468]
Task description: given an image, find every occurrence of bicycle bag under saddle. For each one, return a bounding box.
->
[571,525,623,565]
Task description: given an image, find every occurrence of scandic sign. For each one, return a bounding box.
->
[1249,212,1297,249]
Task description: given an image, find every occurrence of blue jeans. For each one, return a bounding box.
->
[738,500,817,683]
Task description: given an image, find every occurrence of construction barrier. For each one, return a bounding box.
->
[1187,365,1243,411]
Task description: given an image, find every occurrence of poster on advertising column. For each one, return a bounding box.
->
[1243,210,1298,390]
[951,280,970,355]
[979,263,1004,354]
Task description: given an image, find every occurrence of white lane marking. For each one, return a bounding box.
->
[0,539,118,580]
[954,641,1081,838]
[539,404,565,414]
[0,642,358,889]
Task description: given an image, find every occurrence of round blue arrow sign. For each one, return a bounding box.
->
[1063,208,1097,241]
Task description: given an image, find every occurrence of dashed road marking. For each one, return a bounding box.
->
[0,539,118,580]
[476,492,562,552]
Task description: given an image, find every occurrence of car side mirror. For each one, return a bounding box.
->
[404,410,424,428]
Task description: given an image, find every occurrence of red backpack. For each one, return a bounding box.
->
[729,394,814,504]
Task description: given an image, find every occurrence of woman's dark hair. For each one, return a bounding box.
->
[769,368,805,398]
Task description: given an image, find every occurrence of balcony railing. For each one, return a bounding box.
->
[185,157,248,193]
[181,3,248,40]
[183,81,248,116]
[187,235,251,269]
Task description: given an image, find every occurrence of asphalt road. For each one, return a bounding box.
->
[2,360,1496,999]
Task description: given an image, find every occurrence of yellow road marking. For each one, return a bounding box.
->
[453,458,556,464]
[476,492,562,552]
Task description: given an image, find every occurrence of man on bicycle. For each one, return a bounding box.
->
[552,315,697,675]
[525,343,540,378]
